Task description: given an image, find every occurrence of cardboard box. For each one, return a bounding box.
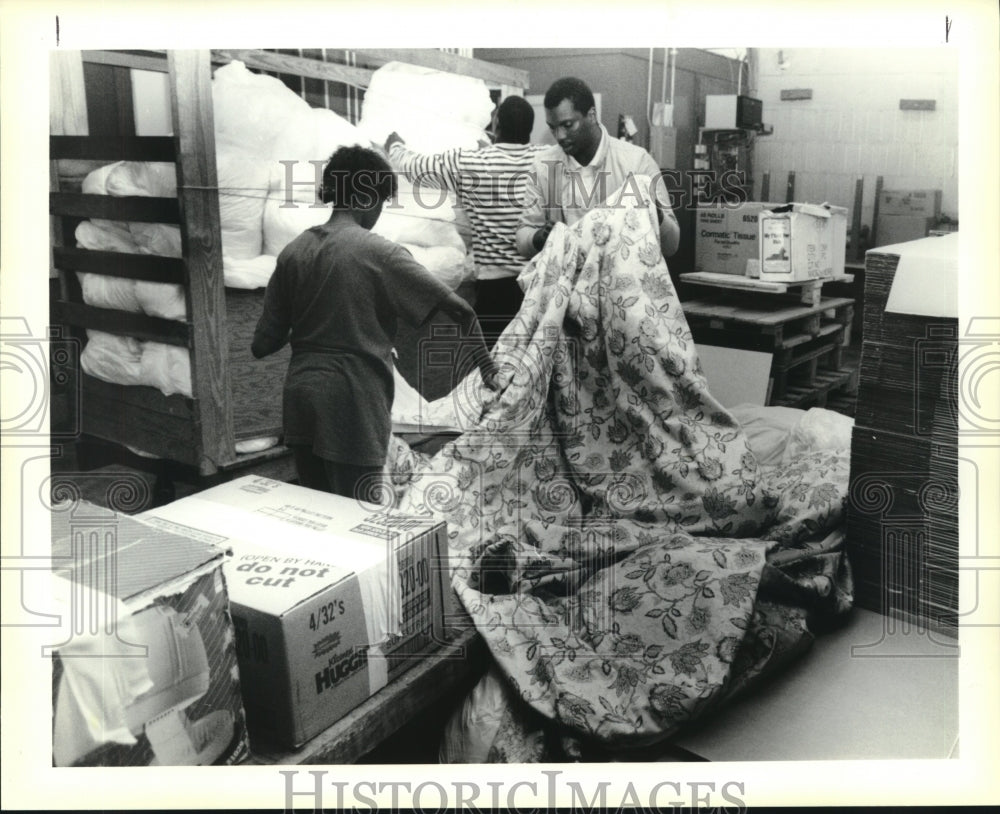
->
[759,203,848,282]
[876,215,935,247]
[141,476,450,747]
[50,502,250,766]
[878,189,942,218]
[695,202,782,275]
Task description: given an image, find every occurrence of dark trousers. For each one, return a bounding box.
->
[474,277,525,350]
[291,445,382,501]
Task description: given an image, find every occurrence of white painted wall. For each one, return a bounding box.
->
[749,48,958,230]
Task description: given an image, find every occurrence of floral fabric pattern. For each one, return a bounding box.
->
[383,179,852,759]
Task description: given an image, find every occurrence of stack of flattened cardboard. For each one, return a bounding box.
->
[846,235,958,634]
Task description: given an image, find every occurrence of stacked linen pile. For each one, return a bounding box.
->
[361,61,495,290]
[74,161,192,398]
[75,61,303,400]
[76,59,491,404]
[261,60,494,290]
[259,102,365,255]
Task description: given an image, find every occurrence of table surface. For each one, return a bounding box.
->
[670,608,959,761]
[247,607,959,764]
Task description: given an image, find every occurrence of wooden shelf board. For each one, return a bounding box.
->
[683,296,854,328]
[680,271,854,293]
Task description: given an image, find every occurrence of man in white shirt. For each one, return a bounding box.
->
[515,76,680,260]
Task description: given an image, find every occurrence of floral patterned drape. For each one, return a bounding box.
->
[384,178,852,758]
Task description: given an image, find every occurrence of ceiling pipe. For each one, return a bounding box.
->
[646,47,655,129]
[669,47,677,108]
[661,46,669,108]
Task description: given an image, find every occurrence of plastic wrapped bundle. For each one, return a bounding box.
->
[80,331,192,398]
[134,280,186,321]
[74,213,186,322]
[371,176,466,250]
[359,61,491,280]
[212,60,311,159]
[74,219,136,254]
[221,254,278,291]
[398,244,471,290]
[358,61,493,153]
[261,106,366,257]
[77,271,142,313]
[261,193,331,257]
[140,342,193,397]
[130,222,183,259]
[101,154,271,263]
[217,154,271,260]
[74,219,186,321]
[106,161,176,198]
[268,106,365,193]
[782,407,855,462]
[438,666,512,764]
[80,332,146,388]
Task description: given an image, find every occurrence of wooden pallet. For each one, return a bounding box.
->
[825,389,858,417]
[771,331,847,402]
[683,295,855,351]
[683,294,857,408]
[773,321,846,363]
[772,367,859,409]
[681,271,855,306]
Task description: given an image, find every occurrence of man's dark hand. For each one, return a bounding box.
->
[532,222,555,252]
[384,131,405,153]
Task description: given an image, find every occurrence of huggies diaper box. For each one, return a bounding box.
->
[140,476,451,747]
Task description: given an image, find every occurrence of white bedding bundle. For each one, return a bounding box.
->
[363,61,493,290]
[75,59,492,431]
[75,151,276,396]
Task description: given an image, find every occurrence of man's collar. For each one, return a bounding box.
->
[566,123,609,170]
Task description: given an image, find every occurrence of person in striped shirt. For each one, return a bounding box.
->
[385,96,544,346]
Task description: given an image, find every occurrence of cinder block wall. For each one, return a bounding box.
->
[750,48,958,229]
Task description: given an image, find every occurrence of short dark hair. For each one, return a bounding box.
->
[319,145,397,209]
[495,95,534,144]
[543,77,595,116]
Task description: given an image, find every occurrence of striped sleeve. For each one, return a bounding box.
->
[388,142,461,195]
[451,144,545,272]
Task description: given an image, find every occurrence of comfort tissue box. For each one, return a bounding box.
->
[140,476,450,748]
[695,201,782,276]
[50,501,249,766]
